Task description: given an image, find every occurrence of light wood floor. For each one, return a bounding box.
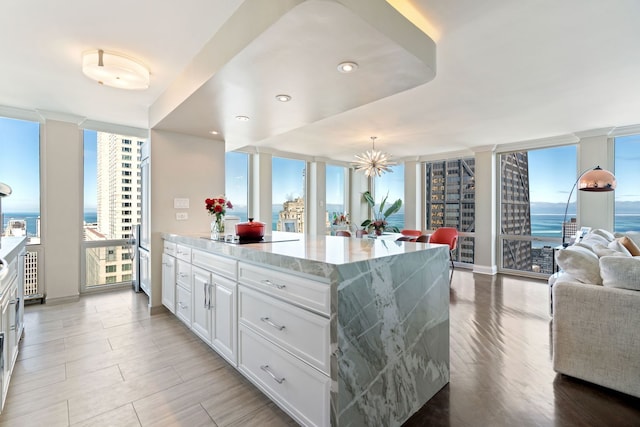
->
[1,271,639,426]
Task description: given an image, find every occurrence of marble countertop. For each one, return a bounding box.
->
[162,231,446,280]
[0,236,26,260]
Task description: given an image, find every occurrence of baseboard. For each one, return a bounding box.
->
[472,264,498,275]
[44,294,80,305]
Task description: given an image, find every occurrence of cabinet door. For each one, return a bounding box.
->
[212,274,237,365]
[1,296,9,403]
[161,254,176,313]
[192,266,212,344]
[139,249,151,296]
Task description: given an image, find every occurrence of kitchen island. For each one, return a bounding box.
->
[161,232,450,426]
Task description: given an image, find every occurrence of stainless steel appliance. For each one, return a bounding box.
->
[0,183,12,249]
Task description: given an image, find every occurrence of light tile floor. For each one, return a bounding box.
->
[0,290,297,427]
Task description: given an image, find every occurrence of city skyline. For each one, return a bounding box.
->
[3,116,640,214]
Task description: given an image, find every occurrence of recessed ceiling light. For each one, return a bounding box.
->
[209,130,219,135]
[276,94,291,102]
[337,61,358,73]
[235,115,250,122]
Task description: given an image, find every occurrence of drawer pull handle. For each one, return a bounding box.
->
[260,317,286,331]
[179,273,188,278]
[260,365,285,384]
[178,302,188,309]
[262,279,285,290]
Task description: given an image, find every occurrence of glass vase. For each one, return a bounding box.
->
[211,217,224,240]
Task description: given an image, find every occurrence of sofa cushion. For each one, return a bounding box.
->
[591,242,630,258]
[607,239,632,256]
[589,228,615,242]
[618,236,640,256]
[599,256,640,291]
[555,245,602,285]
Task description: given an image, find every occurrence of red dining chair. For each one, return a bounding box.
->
[355,229,368,238]
[396,236,413,242]
[400,229,422,237]
[335,230,351,237]
[428,227,458,283]
[415,234,429,243]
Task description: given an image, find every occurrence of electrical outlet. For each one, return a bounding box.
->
[176,212,188,220]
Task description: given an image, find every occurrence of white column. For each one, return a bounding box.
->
[308,161,326,236]
[41,118,83,302]
[403,160,423,231]
[577,133,615,231]
[349,169,371,230]
[250,151,272,226]
[472,147,497,275]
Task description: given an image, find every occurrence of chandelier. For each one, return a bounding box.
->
[353,137,396,177]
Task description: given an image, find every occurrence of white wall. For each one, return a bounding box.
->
[149,129,225,310]
[41,119,83,302]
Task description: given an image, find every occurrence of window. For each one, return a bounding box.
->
[425,158,475,264]
[83,130,144,290]
[326,165,346,234]
[614,134,640,232]
[225,151,249,222]
[122,155,132,161]
[499,146,576,275]
[374,164,404,230]
[272,157,306,232]
[0,117,41,245]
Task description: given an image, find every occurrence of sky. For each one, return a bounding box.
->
[2,116,640,214]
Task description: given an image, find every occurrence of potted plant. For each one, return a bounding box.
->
[360,191,402,235]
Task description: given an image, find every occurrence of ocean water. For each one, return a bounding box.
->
[6,211,639,238]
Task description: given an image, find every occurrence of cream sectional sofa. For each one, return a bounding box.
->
[552,229,640,398]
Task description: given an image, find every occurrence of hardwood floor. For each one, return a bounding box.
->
[1,271,639,426]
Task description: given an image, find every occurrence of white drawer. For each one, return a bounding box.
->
[176,260,192,290]
[238,262,330,316]
[239,326,330,427]
[176,244,192,262]
[175,286,192,327]
[192,249,237,280]
[163,241,177,257]
[239,286,330,374]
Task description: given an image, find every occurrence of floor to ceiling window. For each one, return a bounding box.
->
[373,164,404,230]
[326,164,347,234]
[499,145,576,275]
[0,116,42,298]
[272,157,306,232]
[82,129,144,290]
[614,134,640,232]
[425,158,475,264]
[225,151,248,222]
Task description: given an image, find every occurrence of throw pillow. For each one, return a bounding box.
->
[589,228,615,242]
[599,256,640,291]
[555,245,602,285]
[608,239,632,256]
[575,233,608,253]
[592,242,630,258]
[618,236,640,256]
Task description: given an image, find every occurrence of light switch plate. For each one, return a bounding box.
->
[176,212,188,220]
[174,198,190,209]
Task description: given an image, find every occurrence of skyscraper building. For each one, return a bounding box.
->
[500,152,533,271]
[425,158,476,264]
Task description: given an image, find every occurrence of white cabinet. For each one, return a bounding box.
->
[139,248,151,296]
[161,253,176,313]
[0,237,25,414]
[175,259,192,327]
[192,266,213,344]
[211,274,237,364]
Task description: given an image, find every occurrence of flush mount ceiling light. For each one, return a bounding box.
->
[235,115,250,121]
[337,61,358,73]
[82,49,149,90]
[209,130,219,135]
[353,136,396,177]
[275,94,292,102]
